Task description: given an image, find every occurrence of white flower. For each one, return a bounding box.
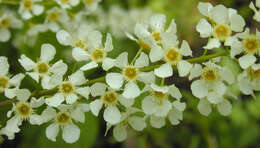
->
[196,3,245,49]
[151,36,193,78]
[45,70,89,107]
[18,0,44,20]
[238,63,260,97]
[0,9,23,42]
[89,83,133,125]
[105,52,155,99]
[111,107,146,142]
[56,0,80,9]
[18,44,68,89]
[0,56,25,99]
[190,62,235,116]
[2,89,44,139]
[249,0,260,22]
[141,83,182,117]
[44,7,70,32]
[40,104,88,143]
[83,0,102,12]
[231,28,260,69]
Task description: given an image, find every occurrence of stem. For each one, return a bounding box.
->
[130,48,143,65]
[187,50,228,63]
[1,0,19,5]
[160,78,165,86]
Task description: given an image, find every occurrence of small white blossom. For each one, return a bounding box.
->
[56,0,80,9]
[18,0,44,20]
[249,0,260,22]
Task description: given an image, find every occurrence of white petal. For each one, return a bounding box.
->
[9,73,25,86]
[173,101,186,112]
[203,38,221,49]
[198,2,213,17]
[150,116,165,128]
[196,19,212,38]
[230,13,245,32]
[102,58,115,71]
[40,44,56,62]
[177,60,193,77]
[113,125,127,142]
[211,5,228,24]
[27,72,39,83]
[154,99,172,117]
[149,45,164,62]
[0,28,11,42]
[65,93,78,104]
[72,47,90,62]
[18,55,36,71]
[134,52,149,68]
[197,99,212,116]
[168,108,183,125]
[149,14,166,32]
[29,115,42,125]
[0,56,9,76]
[122,82,140,99]
[238,77,253,95]
[41,107,56,123]
[89,31,102,49]
[128,116,146,131]
[69,70,86,85]
[56,30,73,46]
[239,54,257,69]
[30,97,44,108]
[154,63,173,78]
[191,80,208,98]
[21,10,32,19]
[230,39,243,58]
[217,100,232,116]
[46,123,59,142]
[62,124,80,143]
[45,93,64,107]
[105,73,124,89]
[51,60,68,75]
[71,106,86,123]
[70,0,80,6]
[180,40,192,56]
[32,5,44,15]
[15,89,31,102]
[125,32,138,42]
[104,33,113,52]
[89,99,103,116]
[90,82,106,97]
[151,83,169,93]
[166,19,177,34]
[118,96,134,107]
[104,106,121,125]
[142,96,156,115]
[189,64,203,80]
[115,52,128,68]
[219,67,234,84]
[80,61,98,71]
[138,72,155,84]
[169,84,182,100]
[76,87,90,99]
[5,89,17,99]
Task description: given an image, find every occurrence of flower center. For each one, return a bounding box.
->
[60,82,75,95]
[24,0,33,9]
[123,66,138,81]
[91,49,106,63]
[152,32,162,41]
[247,67,260,80]
[36,62,49,76]
[48,12,59,22]
[16,103,31,118]
[75,40,86,49]
[152,91,167,99]
[103,91,117,104]
[242,36,260,54]
[0,77,9,90]
[138,40,151,51]
[202,68,219,82]
[213,24,231,41]
[85,0,94,5]
[0,18,11,28]
[165,49,180,64]
[56,112,71,125]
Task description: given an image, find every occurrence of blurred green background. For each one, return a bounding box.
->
[1,0,260,148]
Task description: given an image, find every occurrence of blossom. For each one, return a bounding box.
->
[0,56,25,99]
[45,70,89,107]
[190,62,235,116]
[55,0,80,9]
[89,83,134,125]
[196,3,245,49]
[105,52,155,99]
[249,0,260,22]
[238,63,260,97]
[2,89,44,139]
[141,83,183,117]
[111,107,146,142]
[18,0,44,20]
[83,0,102,12]
[18,44,68,89]
[230,28,260,69]
[0,9,23,42]
[40,104,89,143]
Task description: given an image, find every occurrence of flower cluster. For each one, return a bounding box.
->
[0,0,260,144]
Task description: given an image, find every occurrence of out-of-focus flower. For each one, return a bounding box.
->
[18,0,44,20]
